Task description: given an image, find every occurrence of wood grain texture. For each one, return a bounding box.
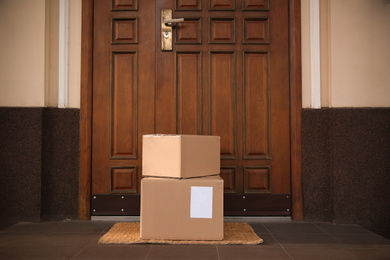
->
[243,0,269,10]
[210,18,235,44]
[210,0,235,10]
[289,0,303,220]
[176,18,201,44]
[92,0,155,198]
[243,18,269,44]
[112,18,138,44]
[243,52,269,159]
[176,52,202,134]
[176,0,201,10]
[112,0,137,10]
[111,167,137,193]
[79,0,93,220]
[220,167,237,193]
[80,0,301,217]
[210,51,236,159]
[244,167,270,192]
[111,52,137,158]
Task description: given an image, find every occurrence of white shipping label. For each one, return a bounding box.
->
[190,186,213,219]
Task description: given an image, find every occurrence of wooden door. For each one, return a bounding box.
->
[91,0,291,216]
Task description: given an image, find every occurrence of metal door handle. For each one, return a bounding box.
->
[161,9,184,51]
[164,18,185,25]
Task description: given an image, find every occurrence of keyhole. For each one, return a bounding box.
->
[164,32,169,39]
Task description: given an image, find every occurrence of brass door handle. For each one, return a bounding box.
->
[164,18,185,25]
[161,9,184,51]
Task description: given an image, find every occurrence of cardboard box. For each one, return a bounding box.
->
[142,134,220,178]
[140,175,224,240]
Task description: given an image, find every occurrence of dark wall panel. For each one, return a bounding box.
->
[41,108,79,221]
[0,108,43,226]
[0,107,79,228]
[303,108,390,239]
[302,109,333,221]
[331,109,390,236]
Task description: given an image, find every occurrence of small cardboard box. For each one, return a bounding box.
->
[140,175,224,240]
[142,134,220,178]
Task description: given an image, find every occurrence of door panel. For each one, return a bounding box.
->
[92,0,155,204]
[209,51,236,159]
[111,51,137,159]
[176,52,202,134]
[91,0,291,216]
[243,51,269,159]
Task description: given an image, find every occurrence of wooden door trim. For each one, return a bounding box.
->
[289,0,303,220]
[78,0,303,220]
[79,0,93,220]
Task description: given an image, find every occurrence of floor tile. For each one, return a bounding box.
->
[333,234,390,249]
[0,245,81,259]
[147,245,218,260]
[285,247,362,260]
[0,221,25,232]
[0,233,43,247]
[0,221,388,259]
[256,234,282,247]
[0,245,19,259]
[264,222,325,234]
[273,233,343,248]
[32,233,100,247]
[82,233,103,246]
[351,248,390,260]
[217,245,292,260]
[0,221,63,234]
[314,223,375,235]
[249,223,269,234]
[47,221,115,234]
[73,244,151,260]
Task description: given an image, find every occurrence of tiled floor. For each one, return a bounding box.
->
[0,220,389,259]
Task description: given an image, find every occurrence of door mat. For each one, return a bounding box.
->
[99,222,263,245]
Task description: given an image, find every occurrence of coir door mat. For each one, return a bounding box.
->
[99,222,263,245]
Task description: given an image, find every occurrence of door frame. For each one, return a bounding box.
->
[79,0,303,220]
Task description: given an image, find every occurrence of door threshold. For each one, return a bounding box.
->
[91,216,292,222]
[224,216,291,222]
[92,216,141,222]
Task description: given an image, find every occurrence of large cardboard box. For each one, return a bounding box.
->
[142,134,220,178]
[140,175,224,240]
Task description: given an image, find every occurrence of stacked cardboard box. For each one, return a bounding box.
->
[140,134,223,240]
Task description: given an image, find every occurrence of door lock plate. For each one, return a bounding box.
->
[161,9,172,51]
